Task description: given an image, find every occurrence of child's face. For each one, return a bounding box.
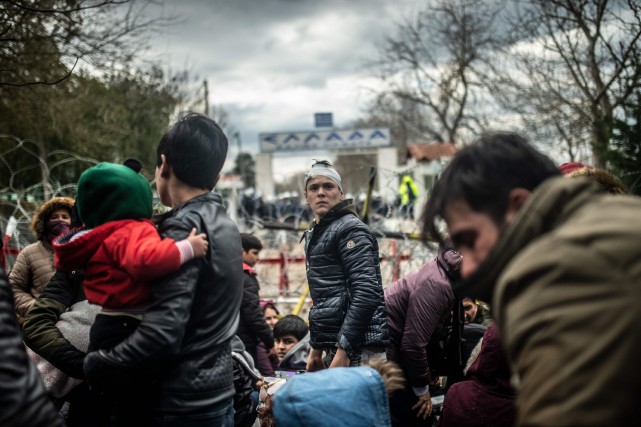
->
[243,248,260,267]
[275,334,299,361]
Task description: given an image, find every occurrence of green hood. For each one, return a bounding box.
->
[76,162,152,228]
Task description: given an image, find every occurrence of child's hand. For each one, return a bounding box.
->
[187,228,208,258]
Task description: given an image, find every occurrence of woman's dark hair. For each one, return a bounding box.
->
[273,315,308,342]
[422,132,560,244]
[156,112,228,190]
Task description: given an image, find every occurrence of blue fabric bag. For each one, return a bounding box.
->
[273,366,391,427]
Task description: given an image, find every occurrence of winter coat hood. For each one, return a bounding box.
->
[465,323,514,394]
[76,162,152,228]
[30,197,75,241]
[438,323,516,427]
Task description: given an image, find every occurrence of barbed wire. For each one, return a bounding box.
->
[1,136,434,308]
[0,135,100,269]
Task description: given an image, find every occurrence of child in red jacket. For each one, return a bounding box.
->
[53,160,208,424]
[54,160,208,349]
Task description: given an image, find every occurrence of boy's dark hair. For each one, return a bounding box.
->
[422,132,560,244]
[156,112,228,190]
[273,315,308,342]
[240,233,263,252]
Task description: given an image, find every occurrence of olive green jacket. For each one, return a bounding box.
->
[458,177,641,426]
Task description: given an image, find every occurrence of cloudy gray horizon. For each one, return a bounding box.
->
[141,0,423,178]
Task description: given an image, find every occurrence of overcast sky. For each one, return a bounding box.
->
[142,0,423,178]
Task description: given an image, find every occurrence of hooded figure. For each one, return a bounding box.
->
[9,196,74,325]
[438,323,516,427]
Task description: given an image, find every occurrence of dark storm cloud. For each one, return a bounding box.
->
[145,0,421,172]
[154,0,419,86]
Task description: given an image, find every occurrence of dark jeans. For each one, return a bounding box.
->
[152,398,234,427]
[61,382,112,427]
[89,313,154,427]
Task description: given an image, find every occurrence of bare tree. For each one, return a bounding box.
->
[487,0,641,166]
[0,0,176,87]
[368,0,505,150]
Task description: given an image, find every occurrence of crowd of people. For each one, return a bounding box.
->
[1,114,640,427]
[238,180,409,229]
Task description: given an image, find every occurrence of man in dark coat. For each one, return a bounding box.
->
[423,132,641,425]
[385,242,461,427]
[236,233,276,364]
[302,160,388,370]
[83,113,243,427]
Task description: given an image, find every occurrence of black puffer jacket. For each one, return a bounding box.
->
[302,200,388,354]
[83,192,243,415]
[236,265,274,353]
[0,268,64,427]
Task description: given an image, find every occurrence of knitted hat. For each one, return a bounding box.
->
[304,160,343,192]
[76,162,152,228]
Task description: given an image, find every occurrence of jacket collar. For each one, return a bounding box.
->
[453,177,604,302]
[243,262,256,276]
[153,192,222,224]
[311,199,357,228]
[301,199,357,242]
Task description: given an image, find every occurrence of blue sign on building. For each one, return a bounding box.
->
[258,127,391,153]
[314,112,333,128]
